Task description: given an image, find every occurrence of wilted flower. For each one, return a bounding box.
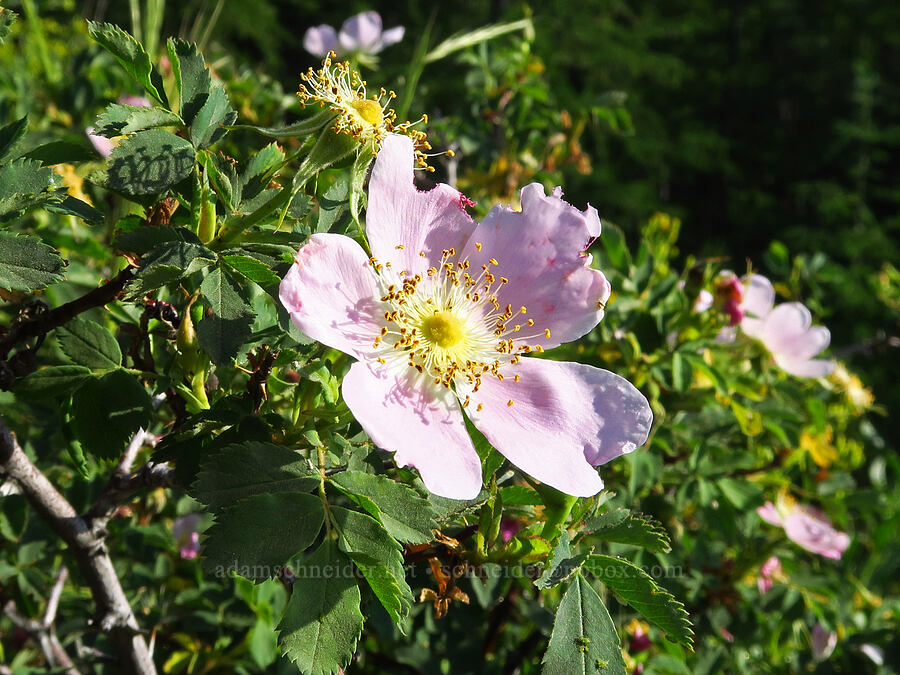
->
[303,11,404,62]
[173,513,201,559]
[757,499,849,560]
[298,54,431,167]
[811,624,837,660]
[739,274,836,378]
[280,134,653,499]
[830,364,874,411]
[86,95,152,157]
[714,271,744,325]
[757,555,782,595]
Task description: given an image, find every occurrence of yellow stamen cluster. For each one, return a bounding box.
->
[369,246,552,401]
[297,53,433,169]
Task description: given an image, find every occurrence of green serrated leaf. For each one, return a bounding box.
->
[331,506,412,626]
[0,115,27,162]
[535,532,590,589]
[0,159,58,219]
[98,129,195,197]
[197,313,254,365]
[45,195,104,225]
[278,540,363,675]
[167,38,210,124]
[222,255,281,288]
[241,142,285,203]
[22,140,96,166]
[198,150,239,211]
[201,266,253,320]
[13,366,94,399]
[126,240,214,297]
[0,7,17,46]
[0,232,65,291]
[583,555,694,647]
[71,370,151,460]
[541,575,627,675]
[498,485,543,505]
[87,21,167,106]
[316,175,350,233]
[94,104,183,137]
[330,471,439,544]
[583,509,671,553]
[115,226,201,256]
[57,318,122,369]
[202,493,324,579]
[229,111,334,139]
[190,85,236,149]
[192,442,319,511]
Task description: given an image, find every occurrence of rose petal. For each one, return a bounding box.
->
[757,501,783,526]
[741,274,775,318]
[379,25,405,49]
[339,11,383,52]
[783,507,849,559]
[467,358,651,497]
[86,128,114,157]
[459,183,609,348]
[775,355,836,378]
[279,233,384,359]
[366,134,474,276]
[303,25,339,57]
[342,362,482,499]
[759,302,812,353]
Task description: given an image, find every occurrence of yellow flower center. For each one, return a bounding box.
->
[352,98,385,128]
[421,311,465,348]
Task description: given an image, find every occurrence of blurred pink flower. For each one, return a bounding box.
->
[86,95,152,157]
[304,11,404,60]
[811,624,837,660]
[720,627,734,643]
[757,555,781,594]
[279,134,653,499]
[757,500,849,560]
[173,513,201,559]
[630,625,652,653]
[500,517,521,543]
[739,274,836,378]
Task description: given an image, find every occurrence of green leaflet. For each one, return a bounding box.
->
[541,575,626,675]
[278,540,363,675]
[192,442,319,512]
[583,555,693,647]
[202,492,324,579]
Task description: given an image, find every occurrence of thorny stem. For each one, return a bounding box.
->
[0,419,157,675]
[0,267,134,386]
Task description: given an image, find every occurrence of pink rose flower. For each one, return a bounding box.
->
[757,555,781,595]
[304,11,404,60]
[757,500,849,560]
[173,513,201,560]
[739,274,836,378]
[279,134,653,499]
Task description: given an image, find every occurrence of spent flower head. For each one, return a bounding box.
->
[298,53,432,168]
